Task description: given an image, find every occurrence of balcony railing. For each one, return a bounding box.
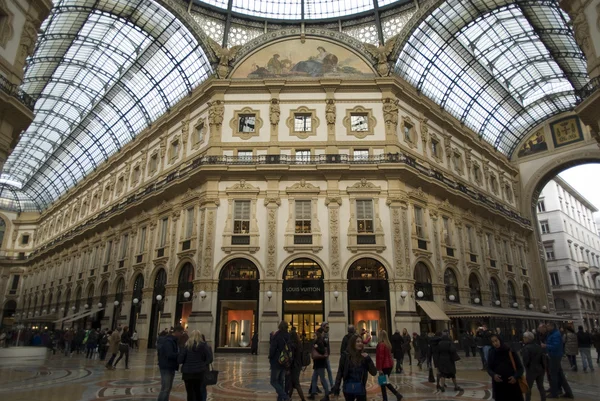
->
[294,235,313,245]
[578,261,590,273]
[0,75,36,111]
[28,152,533,261]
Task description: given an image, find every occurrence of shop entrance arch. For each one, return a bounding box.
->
[148,269,166,348]
[175,263,194,328]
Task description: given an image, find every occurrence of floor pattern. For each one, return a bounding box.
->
[1,349,600,401]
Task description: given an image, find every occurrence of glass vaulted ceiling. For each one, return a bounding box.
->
[396,0,588,156]
[0,0,212,212]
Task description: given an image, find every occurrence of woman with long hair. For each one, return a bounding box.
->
[376,330,404,401]
[332,334,377,401]
[487,333,524,401]
[113,326,130,369]
[178,330,213,401]
[288,330,307,401]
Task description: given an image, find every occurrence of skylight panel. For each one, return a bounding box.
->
[306,0,374,19]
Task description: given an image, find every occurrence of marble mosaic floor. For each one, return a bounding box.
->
[1,348,600,401]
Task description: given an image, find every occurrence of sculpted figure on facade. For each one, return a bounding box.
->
[382,97,399,132]
[325,99,336,125]
[561,0,596,60]
[269,98,280,126]
[363,34,399,76]
[208,100,225,128]
[207,37,242,79]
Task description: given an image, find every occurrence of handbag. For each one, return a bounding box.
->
[378,373,388,386]
[204,364,219,386]
[311,347,328,360]
[452,350,461,362]
[508,351,529,394]
[343,381,365,395]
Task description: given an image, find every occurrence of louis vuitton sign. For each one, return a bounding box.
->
[283,280,323,301]
[348,280,389,301]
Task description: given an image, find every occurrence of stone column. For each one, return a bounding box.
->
[187,280,217,348]
[259,279,280,355]
[264,189,281,278]
[136,287,154,350]
[160,284,178,329]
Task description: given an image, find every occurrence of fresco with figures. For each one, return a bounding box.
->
[517,129,548,158]
[231,38,375,79]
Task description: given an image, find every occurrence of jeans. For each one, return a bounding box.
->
[580,348,594,371]
[325,358,334,387]
[106,353,117,367]
[114,346,129,368]
[64,341,71,356]
[478,347,486,367]
[548,355,573,398]
[526,372,545,401]
[184,378,207,401]
[86,343,96,359]
[567,354,577,370]
[310,368,330,396]
[482,345,491,364]
[158,369,176,401]
[270,365,289,401]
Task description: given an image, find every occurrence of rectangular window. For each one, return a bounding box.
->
[550,272,560,286]
[518,246,525,266]
[238,150,252,161]
[295,200,312,234]
[21,235,30,245]
[10,275,19,290]
[185,207,194,239]
[149,153,158,173]
[486,233,495,258]
[353,149,369,160]
[170,140,179,162]
[403,122,413,142]
[431,139,439,157]
[503,240,512,263]
[233,200,251,234]
[238,114,256,132]
[414,206,424,238]
[466,225,475,253]
[350,114,369,131]
[120,234,129,259]
[139,227,147,253]
[294,113,312,132]
[295,150,311,163]
[540,220,550,234]
[473,165,481,182]
[442,217,451,246]
[194,121,205,144]
[356,200,374,233]
[544,244,555,260]
[159,218,168,248]
[105,241,113,264]
[537,200,546,212]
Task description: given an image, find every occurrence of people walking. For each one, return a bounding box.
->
[131,330,138,349]
[375,330,404,401]
[288,330,307,401]
[99,329,109,361]
[461,331,473,357]
[593,329,600,364]
[390,329,403,373]
[543,322,574,399]
[178,330,213,401]
[157,326,183,401]
[332,334,377,401]
[417,332,428,369]
[269,320,292,401]
[113,326,131,369]
[322,322,334,389]
[401,328,411,366]
[487,333,524,401]
[577,325,594,372]
[435,331,462,392]
[563,325,578,372]
[340,325,356,355]
[86,329,98,359]
[521,331,546,401]
[105,328,121,369]
[251,332,259,355]
[308,328,331,401]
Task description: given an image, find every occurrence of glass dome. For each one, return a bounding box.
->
[196,0,406,20]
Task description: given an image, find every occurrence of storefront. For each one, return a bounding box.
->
[346,258,390,346]
[129,274,143,334]
[175,263,194,328]
[282,258,324,342]
[148,269,166,348]
[216,259,259,351]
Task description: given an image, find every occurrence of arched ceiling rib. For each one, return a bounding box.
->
[0,0,213,212]
[395,0,588,157]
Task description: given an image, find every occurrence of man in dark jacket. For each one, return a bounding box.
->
[522,331,546,401]
[576,325,594,372]
[390,329,404,373]
[157,325,183,401]
[593,329,600,364]
[543,322,573,399]
[340,325,355,355]
[269,321,291,401]
[476,326,491,370]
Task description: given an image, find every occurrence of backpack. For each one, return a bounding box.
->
[301,348,311,367]
[278,344,292,368]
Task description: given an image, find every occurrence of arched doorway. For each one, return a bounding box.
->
[112,278,124,329]
[523,284,532,308]
[507,281,518,308]
[62,289,71,324]
[444,268,460,303]
[489,278,501,307]
[414,262,433,301]
[74,287,82,325]
[216,258,260,350]
[129,274,144,334]
[175,263,194,329]
[282,258,324,342]
[99,282,108,325]
[469,273,482,305]
[84,285,96,329]
[2,300,16,328]
[148,269,167,348]
[347,258,390,346]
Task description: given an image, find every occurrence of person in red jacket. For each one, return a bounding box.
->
[376,330,404,401]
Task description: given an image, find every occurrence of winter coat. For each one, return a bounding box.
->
[268,330,291,369]
[429,335,442,368]
[157,335,179,371]
[563,331,578,356]
[333,352,377,394]
[375,342,394,370]
[340,333,353,354]
[487,345,524,401]
[434,336,457,376]
[545,329,563,358]
[390,332,403,360]
[521,342,545,379]
[107,331,121,354]
[576,329,592,348]
[178,341,213,374]
[87,330,98,345]
[312,338,328,370]
[592,332,600,350]
[401,334,411,352]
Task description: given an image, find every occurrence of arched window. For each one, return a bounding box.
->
[100,282,109,306]
[153,269,167,301]
[579,298,585,308]
[347,258,387,279]
[220,259,258,279]
[115,277,125,304]
[74,287,82,311]
[507,281,517,308]
[586,300,591,310]
[592,301,597,311]
[554,298,570,310]
[489,278,501,306]
[414,262,433,301]
[444,268,459,302]
[523,284,532,307]
[469,273,482,304]
[284,258,323,279]
[177,263,194,302]
[132,274,144,300]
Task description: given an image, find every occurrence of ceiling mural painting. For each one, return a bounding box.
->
[231,38,376,79]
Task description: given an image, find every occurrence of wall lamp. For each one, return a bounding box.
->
[495,300,501,306]
[133,298,139,305]
[199,290,207,301]
[416,291,424,299]
[97,303,103,308]
[333,291,339,301]
[114,300,120,307]
[184,291,191,299]
[400,290,408,300]
[266,290,273,301]
[528,303,534,309]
